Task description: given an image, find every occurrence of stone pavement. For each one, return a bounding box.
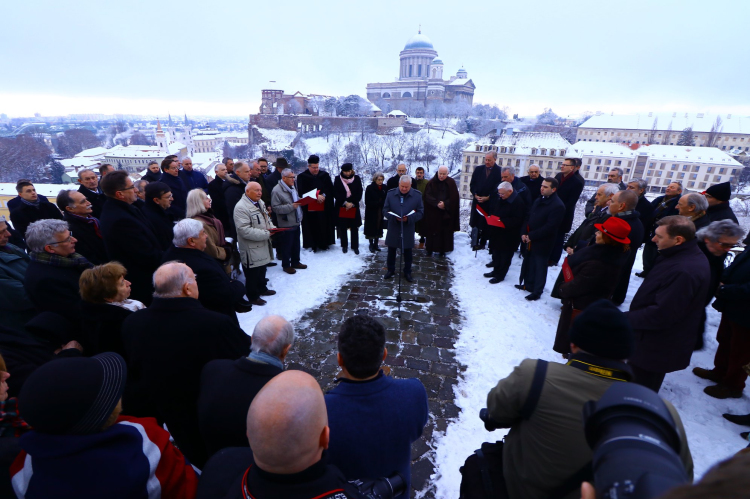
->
[284,243,463,498]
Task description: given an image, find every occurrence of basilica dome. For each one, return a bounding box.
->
[404,32,434,50]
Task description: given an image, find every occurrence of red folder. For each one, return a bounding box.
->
[562,257,574,282]
[339,206,356,218]
[486,215,505,228]
[475,205,489,218]
[269,228,291,235]
[308,199,325,212]
[296,196,318,207]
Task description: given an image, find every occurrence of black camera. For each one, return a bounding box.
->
[582,382,689,499]
[350,473,406,499]
[479,408,501,431]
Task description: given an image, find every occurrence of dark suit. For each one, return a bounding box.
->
[142,200,176,251]
[77,185,107,219]
[163,246,246,325]
[24,259,86,326]
[122,297,250,467]
[640,195,680,277]
[549,171,585,264]
[160,172,188,219]
[99,197,163,305]
[222,174,246,238]
[520,175,544,203]
[63,212,107,265]
[9,200,63,239]
[207,177,229,230]
[386,175,415,192]
[488,191,528,280]
[521,193,566,296]
[469,164,503,246]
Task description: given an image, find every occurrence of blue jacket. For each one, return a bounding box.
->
[382,188,424,249]
[325,373,428,496]
[180,169,209,193]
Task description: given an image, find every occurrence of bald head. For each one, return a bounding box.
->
[247,371,328,474]
[245,181,263,202]
[251,315,294,359]
[152,262,197,299]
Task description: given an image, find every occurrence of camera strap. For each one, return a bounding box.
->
[520,360,548,420]
[566,358,630,382]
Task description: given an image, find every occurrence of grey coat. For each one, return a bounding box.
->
[233,196,275,269]
[271,183,302,228]
[382,188,424,249]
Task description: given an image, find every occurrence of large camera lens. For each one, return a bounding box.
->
[582,382,689,499]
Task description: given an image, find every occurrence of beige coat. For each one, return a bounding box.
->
[487,358,693,499]
[234,195,274,268]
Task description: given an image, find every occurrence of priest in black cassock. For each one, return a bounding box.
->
[297,155,336,251]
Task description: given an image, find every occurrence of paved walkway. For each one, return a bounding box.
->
[285,244,463,498]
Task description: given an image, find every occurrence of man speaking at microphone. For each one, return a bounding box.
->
[383,176,424,282]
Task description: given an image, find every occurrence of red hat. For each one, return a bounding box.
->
[594,217,631,244]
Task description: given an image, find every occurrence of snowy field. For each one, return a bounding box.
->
[236,244,367,334]
[430,232,747,498]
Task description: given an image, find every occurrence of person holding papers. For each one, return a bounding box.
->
[235,182,277,305]
[297,155,336,252]
[422,166,460,258]
[484,181,528,284]
[271,170,307,274]
[333,163,363,255]
[382,176,424,282]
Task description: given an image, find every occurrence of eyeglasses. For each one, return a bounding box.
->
[717,241,735,249]
[118,186,135,192]
[48,235,73,246]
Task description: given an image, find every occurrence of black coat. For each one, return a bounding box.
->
[0,325,82,399]
[9,200,63,239]
[160,172,188,219]
[23,259,85,326]
[80,301,133,357]
[635,195,654,228]
[705,202,739,224]
[163,246,245,325]
[265,169,282,192]
[77,185,107,219]
[99,197,163,305]
[553,244,627,354]
[198,358,282,457]
[364,183,388,239]
[713,247,750,328]
[510,177,532,208]
[386,175,415,192]
[333,175,363,228]
[297,169,336,248]
[469,165,503,227]
[645,195,679,238]
[6,194,48,213]
[197,448,366,499]
[143,170,162,183]
[143,200,176,251]
[121,297,250,467]
[207,177,230,230]
[63,212,107,265]
[627,239,711,373]
[519,175,544,203]
[223,175,246,237]
[564,209,610,251]
[488,191,527,251]
[553,171,585,233]
[522,193,566,256]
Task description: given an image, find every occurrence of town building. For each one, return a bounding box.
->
[460,133,744,199]
[576,112,750,152]
[366,30,475,112]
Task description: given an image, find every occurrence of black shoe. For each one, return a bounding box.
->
[342,247,348,254]
[741,431,749,440]
[514,284,525,291]
[404,273,414,282]
[235,299,253,313]
[525,294,541,301]
[353,248,359,255]
[438,252,446,258]
[483,272,495,278]
[375,245,382,252]
[723,413,750,426]
[384,271,395,279]
[485,262,494,268]
[489,277,504,284]
[369,242,376,253]
[426,251,433,257]
[635,271,647,278]
[266,262,278,267]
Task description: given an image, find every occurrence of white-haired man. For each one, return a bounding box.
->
[198,315,294,457]
[163,219,251,323]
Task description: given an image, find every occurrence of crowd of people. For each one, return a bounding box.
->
[0,150,748,498]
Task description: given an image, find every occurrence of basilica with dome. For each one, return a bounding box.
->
[366,30,475,113]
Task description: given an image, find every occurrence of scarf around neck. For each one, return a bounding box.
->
[30,251,93,271]
[20,198,40,208]
[340,174,355,198]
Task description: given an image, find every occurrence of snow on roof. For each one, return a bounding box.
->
[104,145,164,158]
[387,110,407,117]
[73,146,108,158]
[193,131,247,140]
[579,112,749,134]
[465,132,571,154]
[167,142,187,154]
[59,157,102,169]
[567,142,743,167]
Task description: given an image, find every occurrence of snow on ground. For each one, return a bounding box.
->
[236,242,367,335]
[431,232,747,498]
[256,128,298,150]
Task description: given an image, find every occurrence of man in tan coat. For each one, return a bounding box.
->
[234,182,276,306]
[484,300,693,499]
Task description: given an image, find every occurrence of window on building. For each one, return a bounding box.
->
[719,168,726,174]
[548,161,553,167]
[690,173,698,180]
[595,159,602,165]
[688,181,695,188]
[418,65,422,77]
[473,156,478,164]
[667,172,674,178]
[699,182,707,188]
[615,160,622,166]
[540,149,547,155]
[647,170,654,176]
[403,92,412,98]
[466,156,470,163]
[587,158,592,164]
[550,149,556,156]
[649,162,655,168]
[409,65,412,77]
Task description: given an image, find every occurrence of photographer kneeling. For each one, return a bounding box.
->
[462,300,693,499]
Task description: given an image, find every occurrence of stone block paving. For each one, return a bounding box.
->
[284,244,463,498]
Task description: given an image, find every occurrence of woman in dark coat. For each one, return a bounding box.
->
[333,163,363,254]
[553,217,631,356]
[364,172,387,253]
[422,166,460,256]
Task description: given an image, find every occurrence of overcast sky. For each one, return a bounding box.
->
[1,0,748,119]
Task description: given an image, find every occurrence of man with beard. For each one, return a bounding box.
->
[297,155,335,251]
[422,166,460,258]
[386,163,415,191]
[143,161,162,183]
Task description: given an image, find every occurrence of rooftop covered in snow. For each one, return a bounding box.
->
[579,112,749,134]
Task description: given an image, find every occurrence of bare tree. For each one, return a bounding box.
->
[0,134,52,182]
[706,116,723,148]
[661,121,673,145]
[286,100,303,115]
[647,117,658,144]
[57,128,101,157]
